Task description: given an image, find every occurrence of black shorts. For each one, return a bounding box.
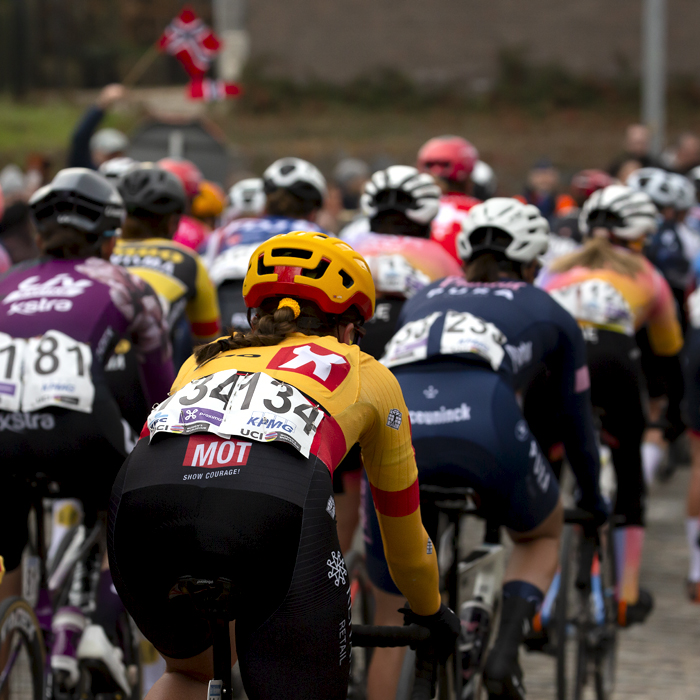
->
[108,434,351,700]
[362,363,559,595]
[586,329,647,526]
[0,382,135,571]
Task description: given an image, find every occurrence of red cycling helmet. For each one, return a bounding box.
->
[417,136,479,185]
[570,169,614,202]
[156,158,204,199]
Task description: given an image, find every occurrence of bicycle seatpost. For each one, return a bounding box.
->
[211,616,232,699]
[169,577,234,699]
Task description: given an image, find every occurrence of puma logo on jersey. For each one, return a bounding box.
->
[268,343,351,391]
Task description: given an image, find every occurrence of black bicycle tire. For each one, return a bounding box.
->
[594,531,618,700]
[555,524,576,700]
[0,596,45,700]
[573,611,587,700]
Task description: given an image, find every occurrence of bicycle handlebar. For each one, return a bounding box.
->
[563,507,597,525]
[352,623,430,648]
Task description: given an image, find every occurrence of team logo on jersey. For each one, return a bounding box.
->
[267,343,350,391]
[3,274,92,303]
[183,434,252,468]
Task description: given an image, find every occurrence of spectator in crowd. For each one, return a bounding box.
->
[0,202,38,265]
[0,165,27,205]
[674,132,700,175]
[612,157,643,184]
[67,83,129,169]
[608,124,658,175]
[519,158,566,222]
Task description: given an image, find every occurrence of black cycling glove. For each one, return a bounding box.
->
[576,489,610,529]
[400,603,460,664]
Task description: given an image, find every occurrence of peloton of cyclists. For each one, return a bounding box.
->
[364,197,607,700]
[0,167,174,695]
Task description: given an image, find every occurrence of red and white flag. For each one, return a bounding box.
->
[187,78,242,101]
[158,6,221,78]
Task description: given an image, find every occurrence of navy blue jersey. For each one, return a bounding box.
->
[385,274,601,511]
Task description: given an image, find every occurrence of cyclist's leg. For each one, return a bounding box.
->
[236,462,351,700]
[636,327,666,484]
[682,329,700,600]
[522,364,567,481]
[588,331,650,624]
[0,471,30,604]
[481,380,562,699]
[0,469,31,677]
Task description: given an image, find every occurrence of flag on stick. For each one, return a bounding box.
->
[187,78,242,101]
[158,6,221,78]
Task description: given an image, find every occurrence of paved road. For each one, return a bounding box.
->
[522,467,700,699]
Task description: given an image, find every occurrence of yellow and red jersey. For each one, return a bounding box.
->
[539,251,683,356]
[112,237,221,343]
[171,333,440,615]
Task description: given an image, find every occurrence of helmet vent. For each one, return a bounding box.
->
[339,270,354,289]
[257,255,274,275]
[271,247,313,259]
[470,226,513,250]
[301,259,330,280]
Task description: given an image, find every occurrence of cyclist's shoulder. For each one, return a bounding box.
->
[183,334,363,408]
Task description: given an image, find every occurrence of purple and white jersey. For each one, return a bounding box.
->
[0,257,174,405]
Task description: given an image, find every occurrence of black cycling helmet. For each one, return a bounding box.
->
[117,163,187,217]
[29,168,125,236]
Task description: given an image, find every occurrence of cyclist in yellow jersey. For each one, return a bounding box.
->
[540,185,684,625]
[107,231,459,700]
[112,164,221,352]
[105,164,220,429]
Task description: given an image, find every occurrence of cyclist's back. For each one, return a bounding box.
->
[108,231,459,700]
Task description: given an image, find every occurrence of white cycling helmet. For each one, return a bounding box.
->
[98,157,138,181]
[470,160,498,200]
[263,157,327,208]
[627,167,696,210]
[361,165,441,226]
[579,184,658,240]
[228,178,266,217]
[456,197,549,263]
[688,165,700,189]
[90,128,129,158]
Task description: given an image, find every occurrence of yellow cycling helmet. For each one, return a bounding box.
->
[191,180,226,218]
[242,231,375,321]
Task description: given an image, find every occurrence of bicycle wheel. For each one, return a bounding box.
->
[593,531,617,700]
[0,597,45,700]
[346,551,375,699]
[555,525,587,700]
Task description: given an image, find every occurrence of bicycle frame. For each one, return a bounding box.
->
[4,479,104,699]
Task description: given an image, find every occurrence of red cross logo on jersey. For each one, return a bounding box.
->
[267,343,351,391]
